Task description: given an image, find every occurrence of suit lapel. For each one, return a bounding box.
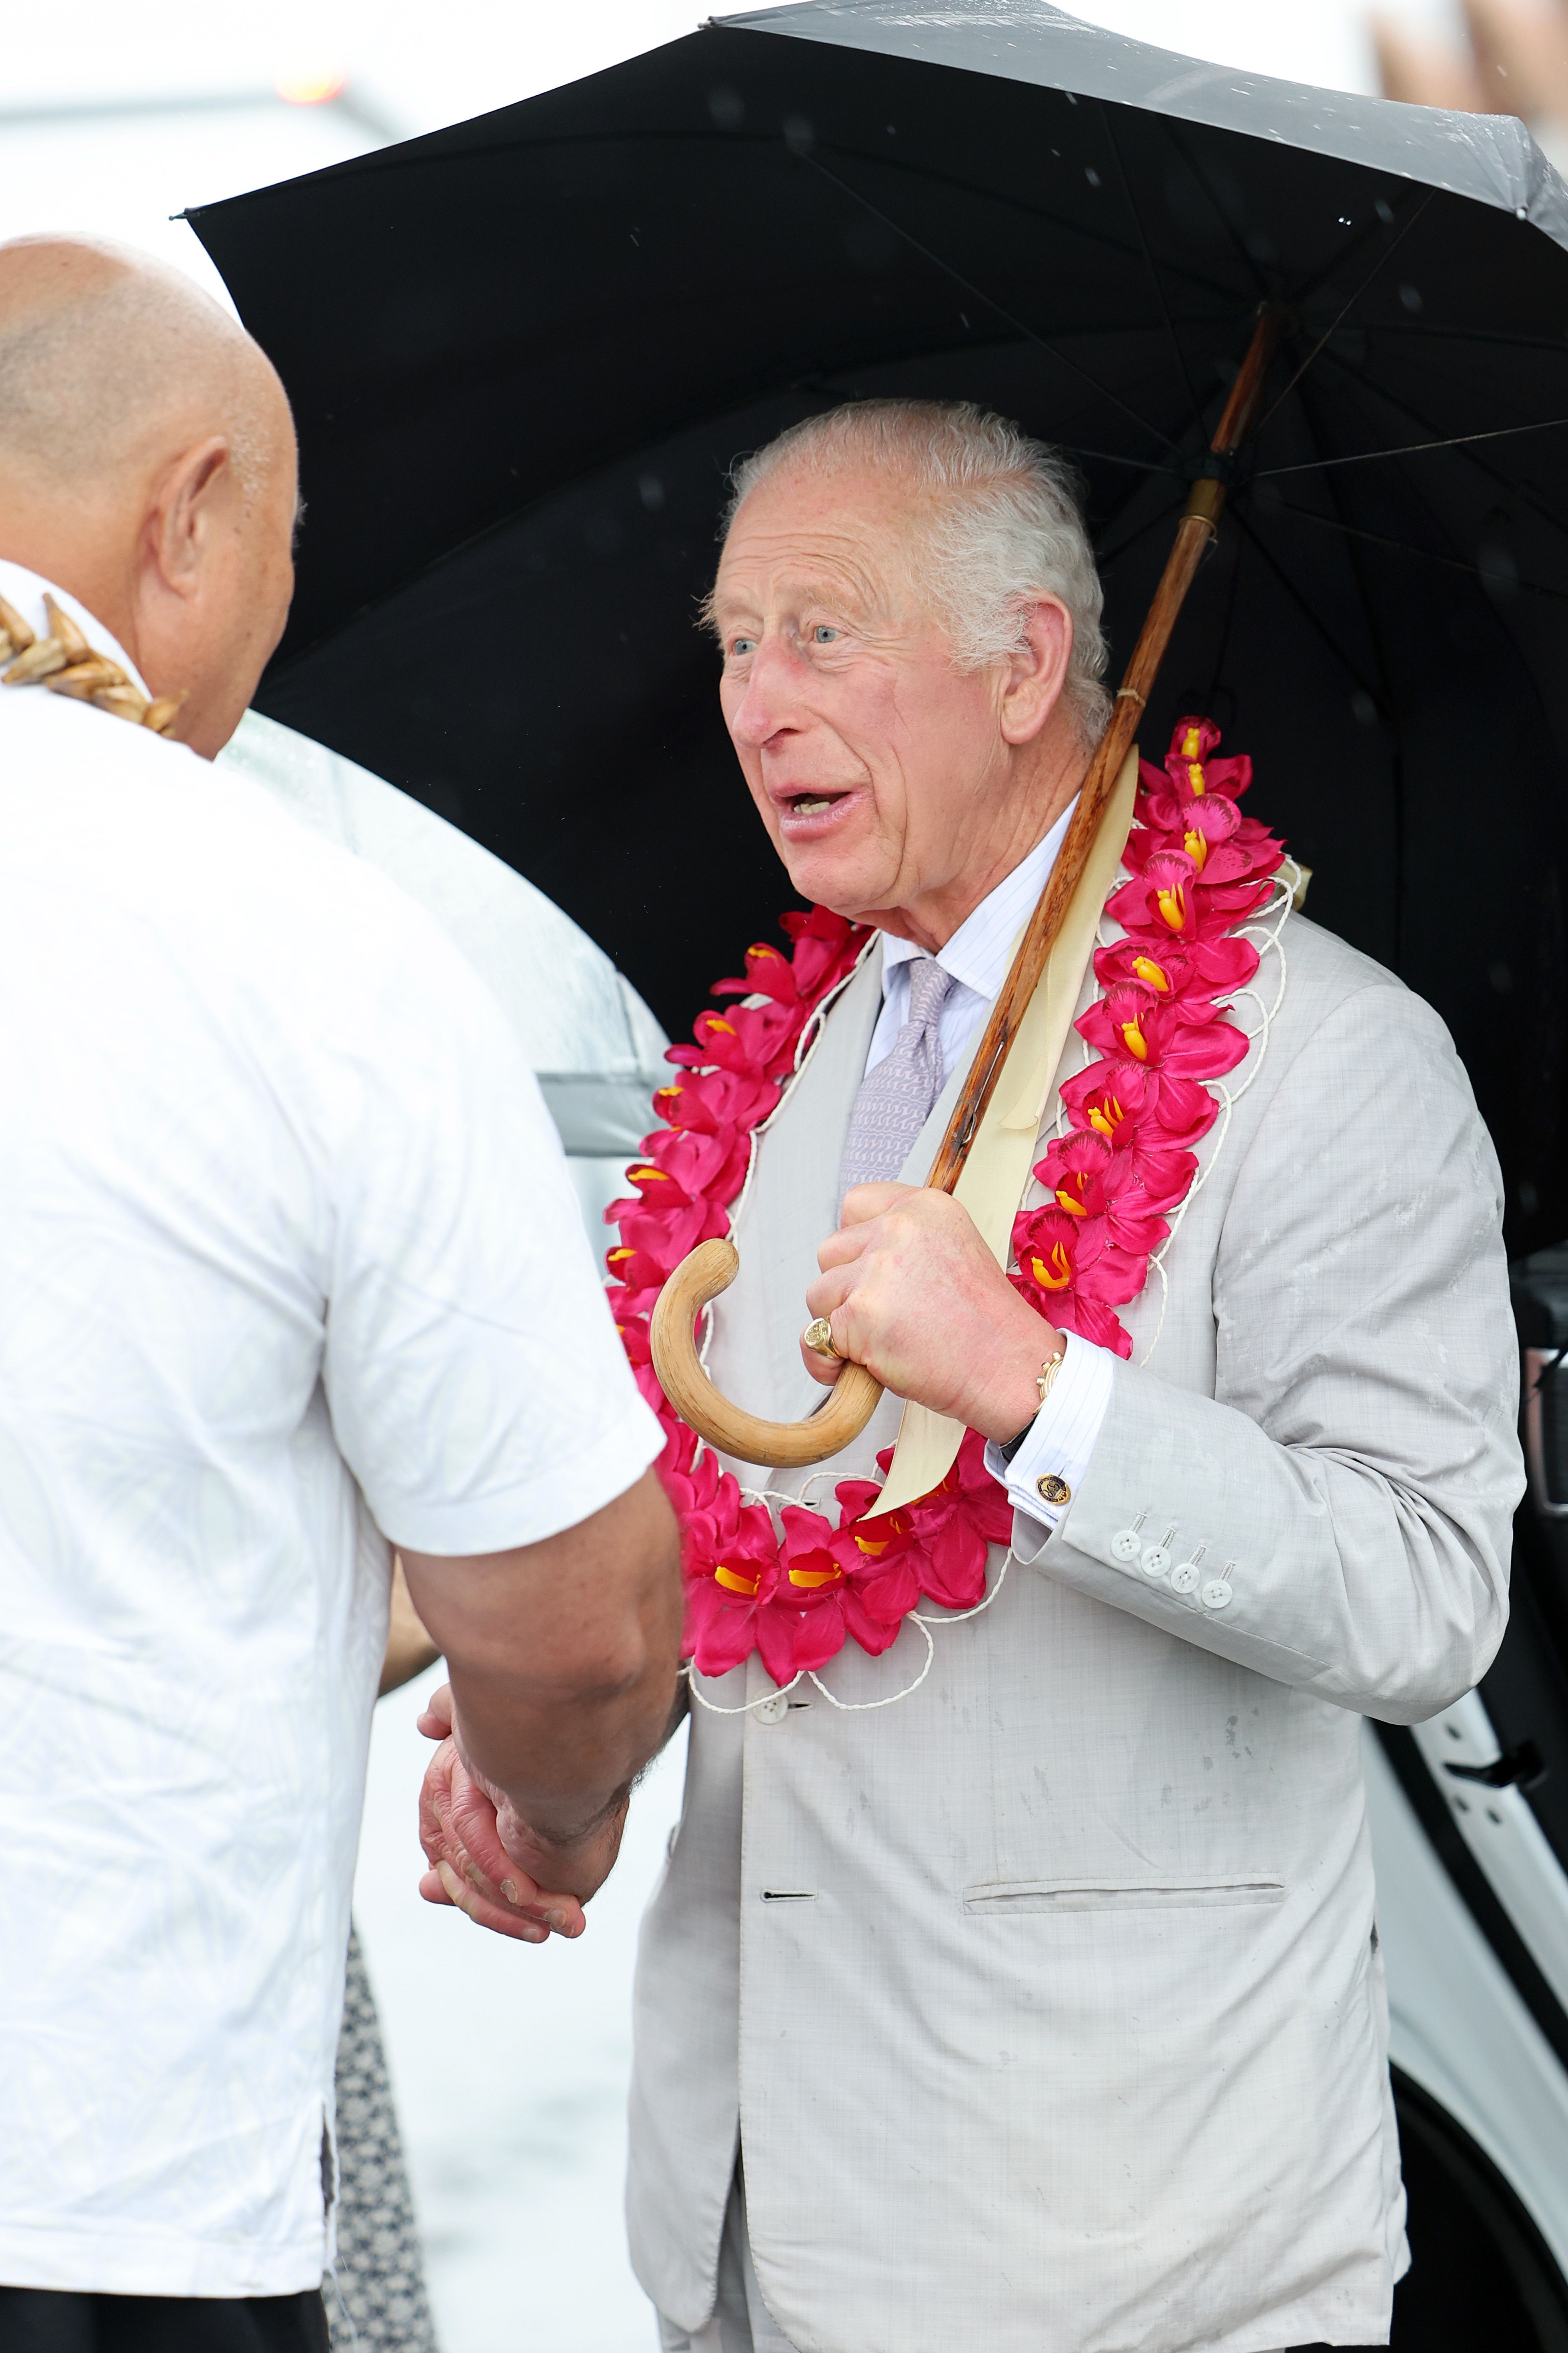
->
[704,942,902,1487]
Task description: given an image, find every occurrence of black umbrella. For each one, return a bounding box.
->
[188,0,1568,1249]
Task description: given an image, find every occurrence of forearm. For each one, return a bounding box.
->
[402,1468,683,1857]
[445,1590,681,1849]
[379,1554,442,1697]
[1017,1362,1517,1720]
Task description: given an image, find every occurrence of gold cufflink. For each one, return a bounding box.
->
[1036,1473,1071,1506]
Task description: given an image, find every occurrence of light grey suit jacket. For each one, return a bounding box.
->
[627,909,1522,2353]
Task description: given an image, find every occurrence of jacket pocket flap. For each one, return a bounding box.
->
[963,1875,1286,1914]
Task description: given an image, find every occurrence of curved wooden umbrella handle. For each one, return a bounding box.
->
[649,1235,884,1469]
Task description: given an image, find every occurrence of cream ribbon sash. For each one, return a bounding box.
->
[874,747,1138,1516]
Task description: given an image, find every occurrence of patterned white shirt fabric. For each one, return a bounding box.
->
[865,801,1114,1522]
[0,563,662,2298]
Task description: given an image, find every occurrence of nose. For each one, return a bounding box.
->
[727,633,806,753]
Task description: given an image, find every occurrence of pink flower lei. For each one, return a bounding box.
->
[605,718,1288,1687]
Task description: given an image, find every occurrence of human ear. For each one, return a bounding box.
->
[999,596,1072,746]
[148,435,233,600]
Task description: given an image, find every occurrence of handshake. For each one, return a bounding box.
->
[415,1681,630,1945]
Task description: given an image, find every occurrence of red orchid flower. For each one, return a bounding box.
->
[1032,1128,1193,1252]
[1076,983,1251,1091]
[830,1466,930,1624]
[1008,1202,1145,1358]
[779,907,870,1002]
[604,1126,751,1222]
[1093,933,1259,1012]
[903,1429,1014,1609]
[651,1066,781,1135]
[1135,716,1255,830]
[780,1504,913,1658]
[834,1431,1010,1615]
[667,999,803,1085]
[605,1186,731,1277]
[1059,1057,1219,1153]
[713,938,807,1009]
[1107,851,1275,944]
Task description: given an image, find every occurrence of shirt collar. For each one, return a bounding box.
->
[880,797,1077,1001]
[0,559,149,697]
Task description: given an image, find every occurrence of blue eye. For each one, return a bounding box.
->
[813,626,840,643]
[731,636,757,656]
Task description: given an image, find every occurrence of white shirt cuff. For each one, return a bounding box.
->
[983,1332,1115,1535]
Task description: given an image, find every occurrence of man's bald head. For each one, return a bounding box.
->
[0,237,298,756]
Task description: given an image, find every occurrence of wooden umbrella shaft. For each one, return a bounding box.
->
[927,304,1286,1194]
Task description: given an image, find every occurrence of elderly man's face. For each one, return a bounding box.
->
[712,465,1041,930]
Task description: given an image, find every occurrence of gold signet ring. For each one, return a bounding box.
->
[802,1316,842,1360]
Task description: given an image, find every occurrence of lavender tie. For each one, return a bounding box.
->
[839,955,956,1204]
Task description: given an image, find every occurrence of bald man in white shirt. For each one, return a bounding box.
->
[0,236,681,2353]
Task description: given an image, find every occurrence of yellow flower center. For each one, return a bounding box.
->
[1055,1184,1088,1217]
[1182,827,1208,871]
[788,1566,843,1588]
[1187,758,1206,795]
[1132,956,1169,991]
[1031,1245,1073,1292]
[714,1565,759,1596]
[1120,1017,1150,1061]
[1156,884,1186,932]
[1088,1095,1124,1138]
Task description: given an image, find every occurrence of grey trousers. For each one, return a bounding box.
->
[656,2164,795,2353]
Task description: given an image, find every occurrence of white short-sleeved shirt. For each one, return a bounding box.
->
[0,565,662,2298]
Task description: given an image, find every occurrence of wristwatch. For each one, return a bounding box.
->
[997,1341,1068,1464]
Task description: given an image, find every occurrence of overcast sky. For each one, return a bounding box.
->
[2,0,1469,308]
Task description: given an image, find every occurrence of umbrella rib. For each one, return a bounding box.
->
[1158,126,1270,300]
[1202,507,1247,717]
[1305,342,1568,544]
[1095,101,1204,434]
[793,147,1185,455]
[1226,504,1384,704]
[1094,488,1190,572]
[1276,502,1568,604]
[1253,414,1568,477]
[1291,370,1408,957]
[1257,193,1434,432]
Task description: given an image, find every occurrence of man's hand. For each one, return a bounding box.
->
[802,1182,1061,1441]
[401,1468,681,1945]
[416,1684,627,1942]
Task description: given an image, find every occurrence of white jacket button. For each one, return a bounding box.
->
[1201,1579,1234,1611]
[755,1692,789,1723]
[1169,1563,1200,1594]
[1141,1546,1171,1578]
[1111,1529,1143,1562]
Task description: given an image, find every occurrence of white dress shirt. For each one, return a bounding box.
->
[862,803,1113,1531]
[0,564,661,2298]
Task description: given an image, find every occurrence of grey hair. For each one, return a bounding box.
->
[717,398,1111,747]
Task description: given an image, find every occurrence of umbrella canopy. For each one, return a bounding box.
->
[189,0,1568,1248]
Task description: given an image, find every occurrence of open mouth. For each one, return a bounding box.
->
[783,790,849,818]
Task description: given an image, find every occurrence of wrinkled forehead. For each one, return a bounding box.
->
[711,461,931,622]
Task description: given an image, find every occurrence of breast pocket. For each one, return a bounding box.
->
[963,1874,1286,1915]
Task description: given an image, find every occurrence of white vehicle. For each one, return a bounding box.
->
[219,709,669,1234]
[1365,1249,1568,2346]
